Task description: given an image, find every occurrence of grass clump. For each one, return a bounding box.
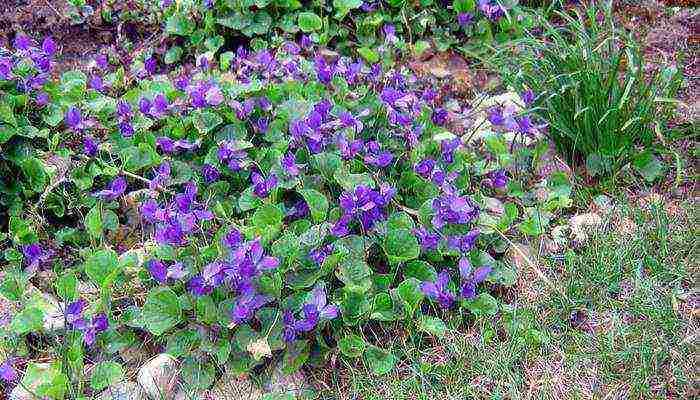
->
[496,1,681,176]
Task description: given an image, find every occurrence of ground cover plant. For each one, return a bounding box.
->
[0,22,569,398]
[104,0,535,63]
[0,1,695,399]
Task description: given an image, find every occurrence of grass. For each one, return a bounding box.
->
[495,2,681,176]
[307,199,697,399]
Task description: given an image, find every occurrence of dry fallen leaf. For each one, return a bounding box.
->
[246,336,272,361]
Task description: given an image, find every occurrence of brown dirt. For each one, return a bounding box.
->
[0,0,153,76]
[616,2,699,125]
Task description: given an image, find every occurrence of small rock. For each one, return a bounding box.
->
[504,243,535,271]
[483,197,505,216]
[569,213,603,242]
[208,371,262,400]
[9,385,33,400]
[137,354,180,400]
[97,381,147,400]
[265,365,309,396]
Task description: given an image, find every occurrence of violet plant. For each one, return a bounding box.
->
[0,28,555,396]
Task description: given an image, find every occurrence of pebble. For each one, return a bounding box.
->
[137,353,180,400]
[97,381,147,400]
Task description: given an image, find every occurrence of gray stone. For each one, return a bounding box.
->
[208,372,262,400]
[137,353,180,400]
[97,381,147,400]
[265,365,308,396]
[569,213,603,242]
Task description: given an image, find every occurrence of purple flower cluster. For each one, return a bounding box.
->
[420,258,492,308]
[65,299,109,345]
[431,193,480,229]
[147,259,187,284]
[141,182,214,247]
[288,100,335,153]
[183,231,279,325]
[94,176,127,202]
[420,271,456,309]
[458,257,492,300]
[283,285,339,342]
[332,184,396,236]
[217,141,250,171]
[478,0,507,21]
[156,137,198,154]
[251,172,277,198]
[22,243,52,272]
[0,357,20,382]
[487,103,544,139]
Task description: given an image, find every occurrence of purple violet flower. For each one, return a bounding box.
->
[491,169,508,188]
[308,244,333,266]
[73,313,109,346]
[0,357,19,382]
[64,106,83,130]
[458,257,491,299]
[251,172,277,198]
[89,75,105,92]
[36,91,49,106]
[293,285,339,334]
[414,159,436,179]
[522,89,535,106]
[42,36,57,56]
[187,262,226,296]
[440,137,461,164]
[149,162,171,190]
[431,194,480,229]
[231,291,270,325]
[84,137,98,157]
[95,54,109,70]
[147,260,187,284]
[281,152,300,176]
[432,108,449,126]
[94,176,127,201]
[22,243,51,271]
[363,145,393,169]
[420,270,455,309]
[457,12,474,27]
[202,164,220,184]
[14,35,31,51]
[447,229,480,253]
[413,227,440,251]
[144,57,157,75]
[119,122,134,138]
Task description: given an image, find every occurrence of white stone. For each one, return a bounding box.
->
[137,354,179,400]
[97,381,147,400]
[569,213,604,242]
[208,372,262,400]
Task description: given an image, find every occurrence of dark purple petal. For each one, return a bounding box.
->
[148,260,168,284]
[472,266,492,283]
[0,357,18,382]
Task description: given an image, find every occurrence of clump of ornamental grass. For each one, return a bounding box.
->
[494,1,681,176]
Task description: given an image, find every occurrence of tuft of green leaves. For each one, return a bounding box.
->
[495,2,681,176]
